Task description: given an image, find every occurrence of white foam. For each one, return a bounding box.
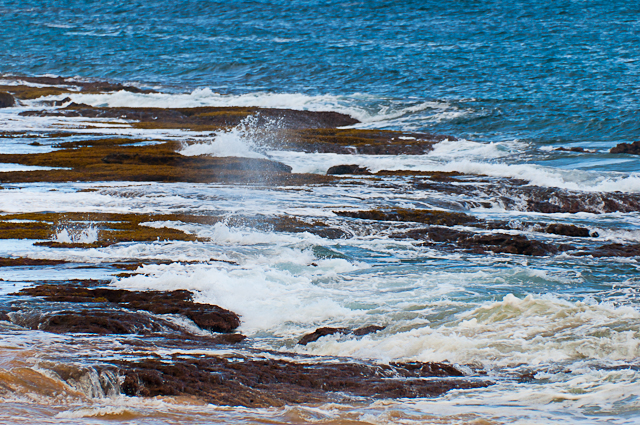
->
[55,89,464,126]
[299,294,640,367]
[53,224,99,244]
[179,114,271,158]
[112,260,360,334]
[0,163,65,172]
[268,151,640,193]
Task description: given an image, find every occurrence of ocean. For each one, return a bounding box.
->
[1,1,640,423]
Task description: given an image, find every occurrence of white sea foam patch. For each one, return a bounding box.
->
[408,368,640,424]
[55,406,136,419]
[427,138,526,159]
[299,294,640,366]
[269,151,640,193]
[58,89,463,125]
[0,163,65,172]
[112,260,361,334]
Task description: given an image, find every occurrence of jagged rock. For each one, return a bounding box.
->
[610,141,640,155]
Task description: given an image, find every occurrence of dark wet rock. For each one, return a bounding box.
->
[610,141,640,155]
[113,357,489,407]
[53,97,72,106]
[9,309,247,342]
[412,177,640,214]
[13,285,240,333]
[298,327,349,345]
[467,233,558,256]
[326,164,371,175]
[352,325,386,336]
[553,147,590,153]
[0,92,15,108]
[546,223,593,238]
[298,325,385,345]
[280,129,450,155]
[335,208,476,226]
[582,243,640,258]
[399,228,562,256]
[376,170,465,182]
[14,310,179,335]
[389,361,464,377]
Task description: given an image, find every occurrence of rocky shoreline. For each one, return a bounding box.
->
[1,76,639,407]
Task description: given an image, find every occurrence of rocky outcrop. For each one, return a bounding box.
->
[610,141,640,155]
[0,92,15,108]
[298,325,385,345]
[326,164,371,175]
[22,104,359,130]
[14,284,240,333]
[546,223,594,237]
[114,357,487,407]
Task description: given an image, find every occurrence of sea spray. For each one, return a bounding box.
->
[53,223,99,244]
[180,114,280,158]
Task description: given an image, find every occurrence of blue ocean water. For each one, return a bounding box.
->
[2,0,639,145]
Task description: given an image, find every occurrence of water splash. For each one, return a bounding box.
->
[180,114,280,158]
[53,223,99,244]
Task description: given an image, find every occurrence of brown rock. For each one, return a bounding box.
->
[467,233,557,256]
[610,141,640,155]
[298,327,349,345]
[13,285,240,333]
[546,223,593,238]
[0,92,15,108]
[113,357,489,407]
[298,325,386,345]
[352,325,386,336]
